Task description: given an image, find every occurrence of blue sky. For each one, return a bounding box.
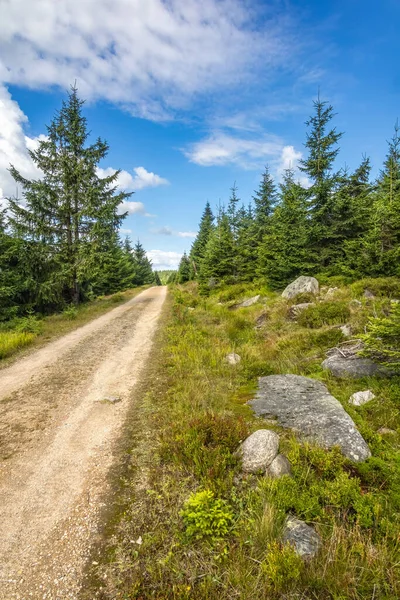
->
[0,0,399,269]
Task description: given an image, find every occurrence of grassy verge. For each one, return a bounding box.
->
[83,280,400,600]
[0,287,148,365]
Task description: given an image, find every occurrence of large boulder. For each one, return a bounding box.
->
[322,355,390,379]
[237,429,279,473]
[283,517,321,559]
[282,276,319,300]
[248,374,371,462]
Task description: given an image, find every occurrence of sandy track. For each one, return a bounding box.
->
[0,286,167,600]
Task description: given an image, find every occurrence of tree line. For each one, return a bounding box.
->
[177,97,400,290]
[0,87,159,321]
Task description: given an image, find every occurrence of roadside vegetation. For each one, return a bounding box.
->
[85,278,400,599]
[0,287,146,364]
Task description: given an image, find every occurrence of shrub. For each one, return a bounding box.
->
[0,331,35,359]
[14,314,43,334]
[160,412,248,490]
[62,305,78,320]
[262,541,303,592]
[110,292,125,303]
[297,301,350,328]
[180,489,234,543]
[360,302,400,369]
[351,277,400,299]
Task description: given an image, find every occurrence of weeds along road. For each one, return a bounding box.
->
[0,286,167,600]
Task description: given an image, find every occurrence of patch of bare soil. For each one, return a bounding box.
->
[0,286,167,600]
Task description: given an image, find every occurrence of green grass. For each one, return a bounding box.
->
[0,331,36,359]
[0,287,147,364]
[83,280,400,599]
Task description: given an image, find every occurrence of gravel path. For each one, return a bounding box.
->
[0,286,167,599]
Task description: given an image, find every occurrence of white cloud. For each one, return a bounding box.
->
[152,226,196,238]
[119,227,132,235]
[0,85,43,204]
[117,200,147,216]
[97,166,169,191]
[278,145,302,174]
[0,0,293,119]
[147,249,182,270]
[184,131,284,169]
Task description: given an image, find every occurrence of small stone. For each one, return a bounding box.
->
[364,289,375,299]
[340,324,352,338]
[255,312,268,329]
[325,287,340,299]
[187,307,195,311]
[235,295,261,308]
[378,427,397,435]
[349,299,362,310]
[283,517,321,559]
[266,454,292,478]
[289,303,314,319]
[238,429,279,473]
[349,390,376,406]
[225,353,241,365]
[102,396,122,404]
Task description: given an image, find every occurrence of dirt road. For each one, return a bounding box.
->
[0,286,167,600]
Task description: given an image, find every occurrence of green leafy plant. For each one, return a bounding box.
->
[262,541,303,592]
[62,305,78,320]
[361,302,400,369]
[180,489,234,543]
[297,301,350,328]
[14,314,43,334]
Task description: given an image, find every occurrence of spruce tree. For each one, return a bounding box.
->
[132,240,154,285]
[258,169,310,288]
[178,252,191,283]
[154,271,162,286]
[299,96,343,268]
[252,166,277,243]
[201,209,235,283]
[236,204,257,281]
[189,201,214,278]
[8,85,130,307]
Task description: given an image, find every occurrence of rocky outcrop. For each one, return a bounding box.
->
[349,390,375,406]
[266,454,292,478]
[282,276,319,300]
[249,374,371,462]
[322,355,390,379]
[237,429,279,473]
[283,517,321,559]
[225,353,241,365]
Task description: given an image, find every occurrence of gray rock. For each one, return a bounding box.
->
[325,287,340,299]
[322,355,390,379]
[249,374,371,462]
[349,299,362,310]
[187,307,195,311]
[349,390,376,406]
[283,517,321,559]
[101,396,122,404]
[266,454,292,478]
[238,429,279,473]
[282,276,319,300]
[340,324,352,338]
[236,295,261,308]
[225,352,241,365]
[255,312,268,329]
[289,302,314,319]
[364,289,375,299]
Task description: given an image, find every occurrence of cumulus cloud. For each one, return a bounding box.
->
[0,85,43,203]
[119,227,132,235]
[152,226,196,238]
[0,0,293,119]
[147,249,182,270]
[117,200,148,216]
[97,165,169,191]
[184,131,284,169]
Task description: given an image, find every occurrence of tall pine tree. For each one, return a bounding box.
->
[189,201,214,278]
